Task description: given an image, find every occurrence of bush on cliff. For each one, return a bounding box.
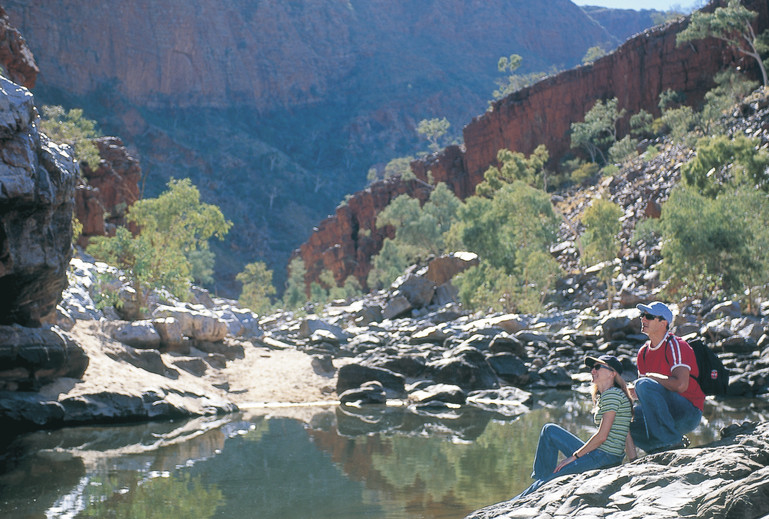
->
[39,105,101,169]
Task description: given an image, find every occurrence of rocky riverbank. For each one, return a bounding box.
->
[3,244,769,431]
[467,421,769,519]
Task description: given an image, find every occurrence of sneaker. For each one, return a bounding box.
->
[681,435,690,448]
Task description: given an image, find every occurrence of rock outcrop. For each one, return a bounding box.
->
[466,421,769,519]
[297,0,769,290]
[74,136,142,246]
[0,6,37,89]
[0,76,77,327]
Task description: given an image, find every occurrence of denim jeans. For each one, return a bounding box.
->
[515,423,623,499]
[630,377,702,452]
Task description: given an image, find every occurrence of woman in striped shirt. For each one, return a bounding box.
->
[515,354,636,499]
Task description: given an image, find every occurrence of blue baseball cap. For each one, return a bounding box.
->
[585,354,623,375]
[636,301,673,324]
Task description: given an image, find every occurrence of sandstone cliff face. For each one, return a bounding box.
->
[297,0,769,290]
[0,7,37,90]
[75,137,142,247]
[4,0,614,111]
[0,77,78,327]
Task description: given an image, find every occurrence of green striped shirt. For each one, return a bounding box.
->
[594,387,632,457]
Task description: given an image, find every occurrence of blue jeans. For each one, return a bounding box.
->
[630,377,702,452]
[515,423,623,499]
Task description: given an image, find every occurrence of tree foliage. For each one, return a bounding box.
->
[682,135,769,197]
[570,98,625,164]
[449,181,561,313]
[87,178,231,312]
[237,261,276,314]
[659,185,769,310]
[677,0,768,86]
[476,145,550,195]
[367,183,462,289]
[39,105,102,169]
[580,199,623,306]
[582,45,607,65]
[417,118,450,153]
[282,257,308,310]
[492,54,548,101]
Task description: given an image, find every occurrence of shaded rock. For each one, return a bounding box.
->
[721,336,758,354]
[489,333,527,357]
[104,346,177,379]
[393,274,436,308]
[354,304,383,325]
[299,318,347,342]
[465,314,526,335]
[152,317,185,349]
[487,353,530,387]
[311,354,334,374]
[336,363,406,397]
[377,354,427,378]
[194,340,245,361]
[382,294,412,320]
[173,358,208,377]
[534,365,572,389]
[600,309,640,342]
[427,346,499,391]
[0,324,88,390]
[339,380,387,405]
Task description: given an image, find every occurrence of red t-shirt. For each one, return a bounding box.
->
[637,334,705,411]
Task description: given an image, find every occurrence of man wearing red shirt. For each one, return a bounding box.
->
[629,301,704,453]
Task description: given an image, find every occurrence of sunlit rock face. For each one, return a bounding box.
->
[0,76,77,327]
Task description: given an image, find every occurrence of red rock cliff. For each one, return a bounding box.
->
[298,0,769,290]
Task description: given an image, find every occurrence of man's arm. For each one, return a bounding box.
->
[643,365,690,393]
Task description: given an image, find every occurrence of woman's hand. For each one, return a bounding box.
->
[554,455,576,473]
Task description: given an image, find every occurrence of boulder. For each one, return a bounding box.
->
[393,274,436,308]
[427,346,499,391]
[0,324,88,390]
[382,294,412,320]
[487,353,530,387]
[109,320,162,349]
[409,383,466,405]
[336,364,406,398]
[425,252,479,285]
[339,381,387,405]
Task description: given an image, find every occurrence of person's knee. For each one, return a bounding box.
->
[634,377,657,398]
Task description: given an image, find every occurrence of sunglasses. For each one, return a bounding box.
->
[641,313,663,321]
[591,364,614,372]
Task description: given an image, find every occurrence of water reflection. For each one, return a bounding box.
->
[0,395,766,519]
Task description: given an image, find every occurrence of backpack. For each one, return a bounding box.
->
[684,335,730,396]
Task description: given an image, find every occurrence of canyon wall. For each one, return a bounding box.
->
[2,0,652,297]
[298,0,769,290]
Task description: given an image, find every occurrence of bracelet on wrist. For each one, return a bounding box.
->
[573,451,580,458]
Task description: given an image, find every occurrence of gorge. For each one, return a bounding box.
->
[3,0,661,295]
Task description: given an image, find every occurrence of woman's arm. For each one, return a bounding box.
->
[625,431,637,461]
[554,411,616,473]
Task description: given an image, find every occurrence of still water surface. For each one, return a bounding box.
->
[1,392,767,519]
